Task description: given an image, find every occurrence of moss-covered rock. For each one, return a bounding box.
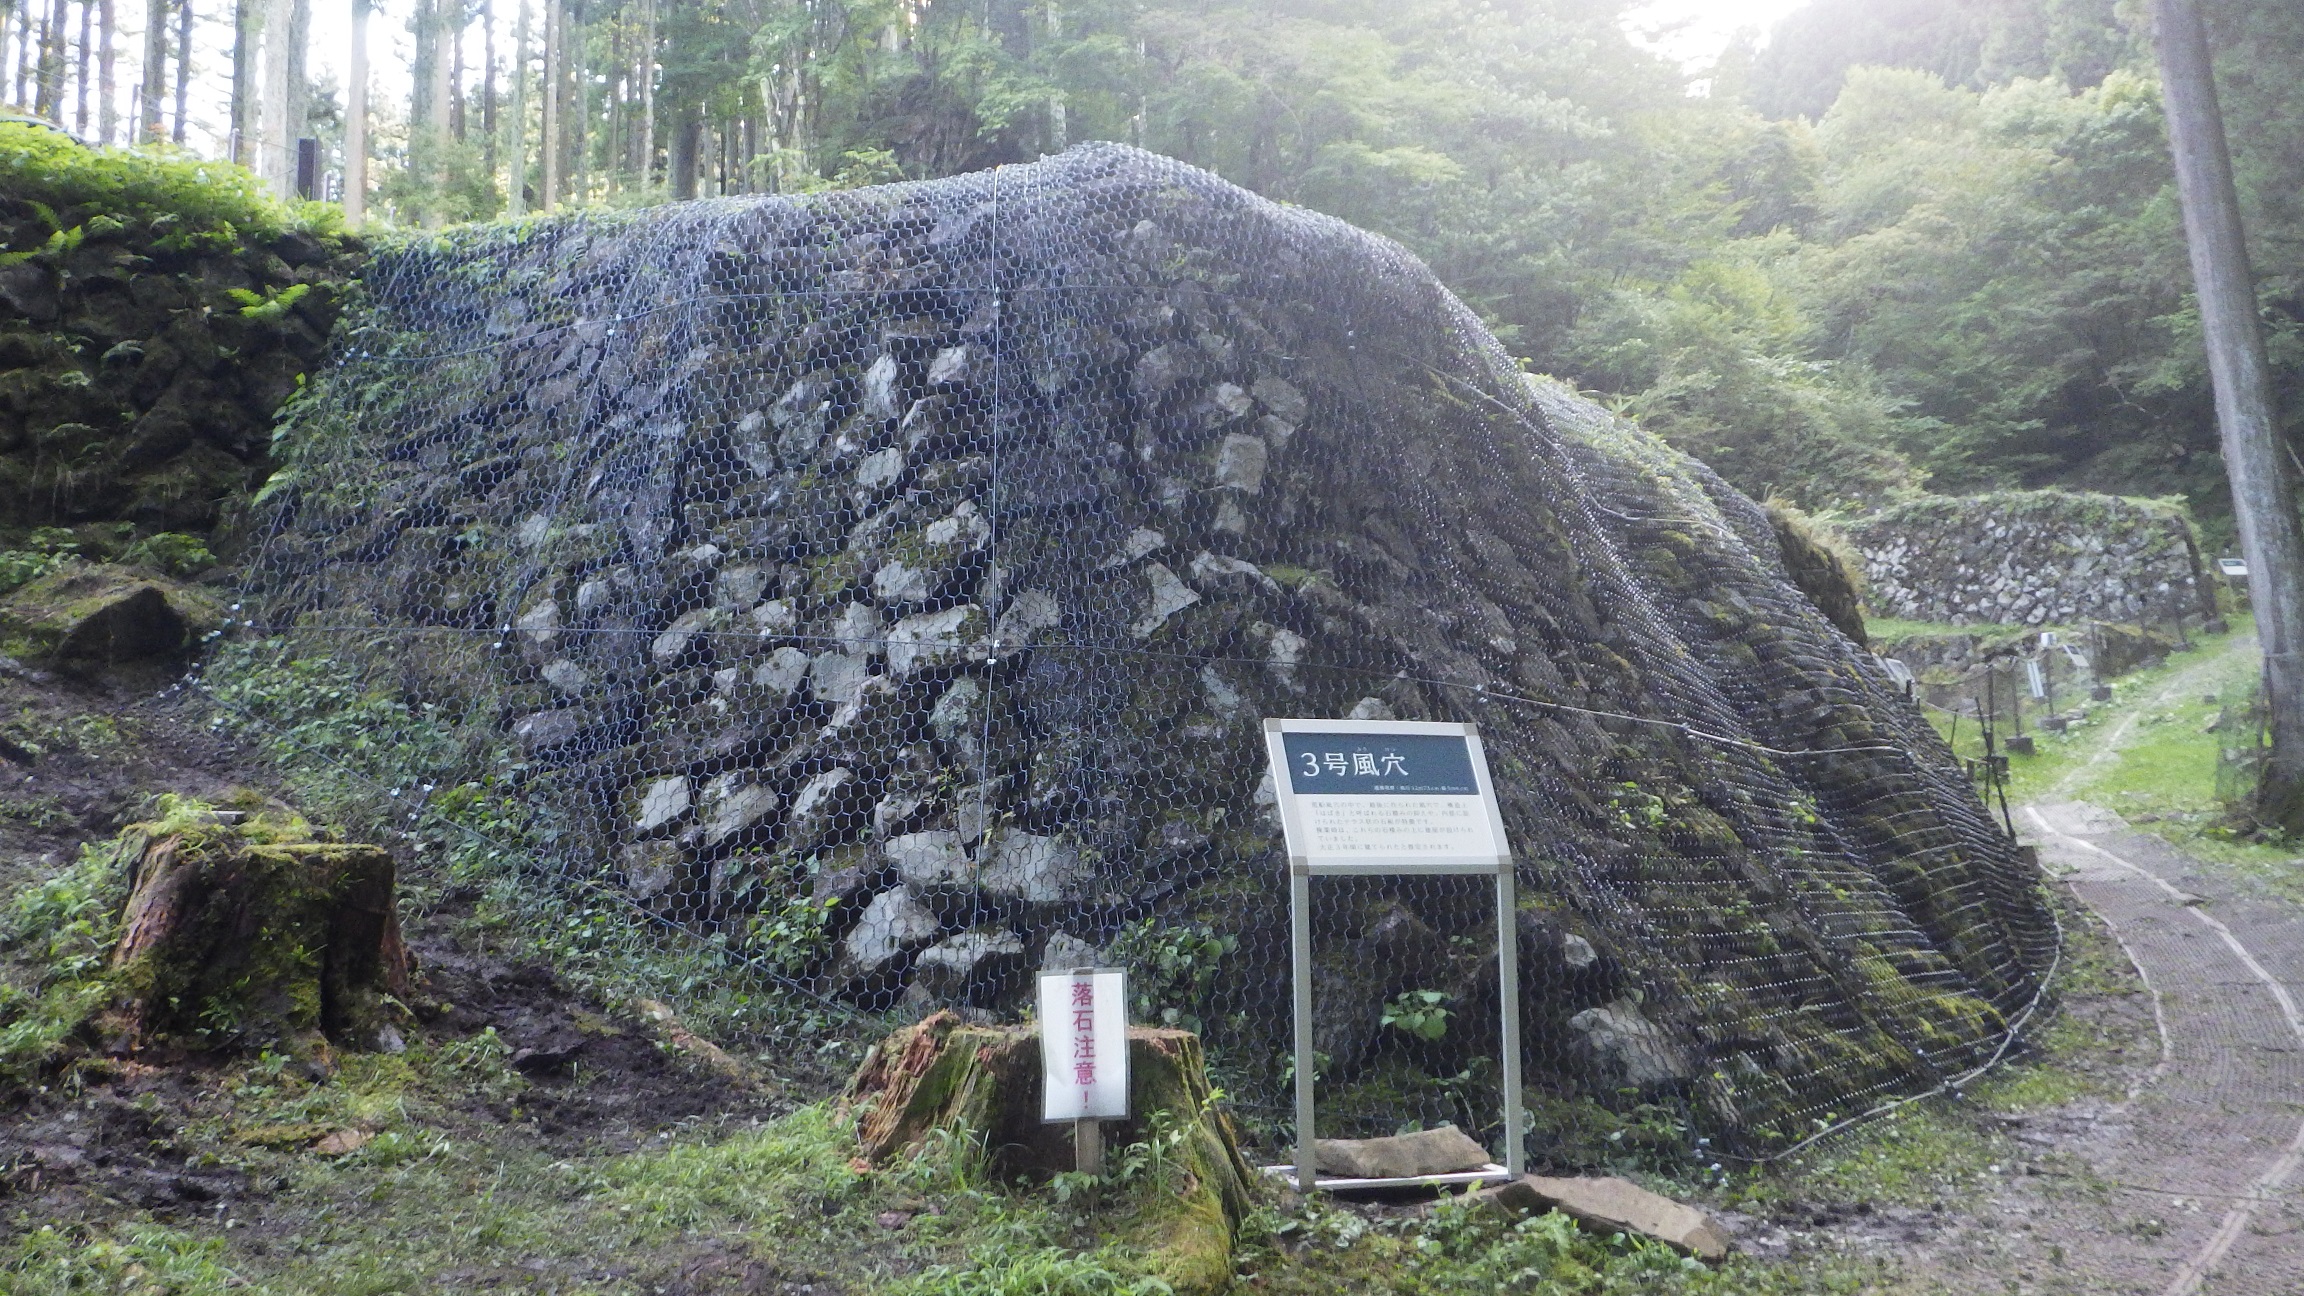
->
[0,123,363,556]
[0,559,220,665]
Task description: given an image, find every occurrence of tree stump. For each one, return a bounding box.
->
[103,808,412,1055]
[842,1011,1259,1294]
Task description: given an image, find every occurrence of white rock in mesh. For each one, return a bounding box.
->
[1130,563,1199,639]
[886,605,988,678]
[631,776,691,838]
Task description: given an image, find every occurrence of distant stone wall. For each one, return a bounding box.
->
[1843,491,2212,627]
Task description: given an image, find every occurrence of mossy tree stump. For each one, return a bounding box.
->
[104,809,412,1055]
[842,1011,1259,1294]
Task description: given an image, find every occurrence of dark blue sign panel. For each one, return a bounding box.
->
[1279,732,1479,796]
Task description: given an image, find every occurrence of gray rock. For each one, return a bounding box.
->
[1569,997,1692,1089]
[651,608,719,666]
[751,645,813,698]
[887,829,971,898]
[714,565,770,612]
[980,829,1087,907]
[1314,1124,1490,1179]
[1130,563,1200,639]
[857,445,906,491]
[1252,373,1307,423]
[872,559,934,606]
[1041,931,1101,971]
[832,888,944,992]
[886,605,988,677]
[810,650,872,705]
[540,659,591,695]
[927,345,974,386]
[990,589,1062,654]
[750,597,798,636]
[701,776,781,847]
[861,354,903,418]
[781,768,857,857]
[516,598,561,648]
[620,839,684,900]
[512,708,588,755]
[1215,432,1268,494]
[1211,381,1254,418]
[911,929,1029,1005]
[630,775,693,838]
[834,601,884,656]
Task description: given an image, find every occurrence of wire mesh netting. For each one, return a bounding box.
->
[218,143,2057,1160]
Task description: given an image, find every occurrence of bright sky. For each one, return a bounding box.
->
[1622,0,1815,69]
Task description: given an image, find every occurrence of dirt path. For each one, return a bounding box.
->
[2014,802,2304,1294]
[1936,631,2304,1294]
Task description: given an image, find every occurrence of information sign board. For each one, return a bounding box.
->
[1262,718,1523,1191]
[1037,968,1130,1122]
[1262,719,1510,874]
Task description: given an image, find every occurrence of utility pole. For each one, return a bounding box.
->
[2153,0,2304,829]
[345,0,367,222]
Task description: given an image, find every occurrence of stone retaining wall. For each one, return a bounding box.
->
[1843,491,2212,627]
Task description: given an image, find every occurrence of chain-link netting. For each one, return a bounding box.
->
[218,143,2056,1159]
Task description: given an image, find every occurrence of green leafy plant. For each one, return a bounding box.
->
[1107,921,1236,1035]
[1382,989,1452,1041]
[226,281,311,323]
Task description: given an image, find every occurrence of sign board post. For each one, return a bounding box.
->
[1262,719,1523,1192]
[1038,967,1130,1174]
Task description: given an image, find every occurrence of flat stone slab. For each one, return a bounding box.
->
[1313,1124,1491,1179]
[1472,1174,1730,1260]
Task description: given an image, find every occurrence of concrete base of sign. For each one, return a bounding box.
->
[1261,1163,1511,1193]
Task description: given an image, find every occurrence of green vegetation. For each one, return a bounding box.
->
[0,121,339,245]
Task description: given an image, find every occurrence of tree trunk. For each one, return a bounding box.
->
[539,0,557,207]
[35,0,62,119]
[637,0,652,187]
[95,0,111,143]
[228,0,255,165]
[136,0,159,140]
[104,819,413,1055]
[506,0,526,214]
[344,0,366,221]
[480,0,495,176]
[168,0,187,143]
[2153,0,2304,831]
[72,0,88,134]
[669,101,697,199]
[842,1012,1257,1296]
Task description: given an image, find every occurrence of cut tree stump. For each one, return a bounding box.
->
[103,807,412,1055]
[842,1011,1258,1295]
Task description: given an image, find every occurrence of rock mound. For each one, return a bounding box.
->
[248,144,2053,1152]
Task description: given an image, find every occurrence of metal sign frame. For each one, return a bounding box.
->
[1261,718,1524,1191]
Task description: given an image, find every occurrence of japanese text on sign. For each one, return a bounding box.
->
[1038,968,1130,1121]
[1265,721,1508,870]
